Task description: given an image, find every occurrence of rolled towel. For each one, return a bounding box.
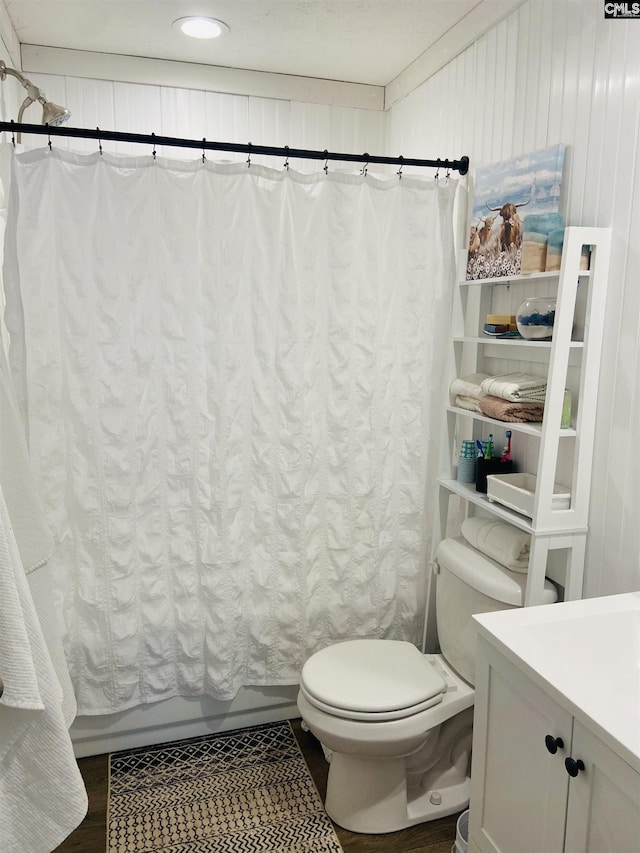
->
[461,516,531,573]
[455,394,482,413]
[479,395,544,422]
[450,373,491,400]
[480,372,547,402]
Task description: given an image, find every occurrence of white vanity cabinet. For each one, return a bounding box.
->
[562,721,640,853]
[468,639,571,853]
[468,597,640,853]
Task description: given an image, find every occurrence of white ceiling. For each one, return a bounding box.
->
[5,0,521,88]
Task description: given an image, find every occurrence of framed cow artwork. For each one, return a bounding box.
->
[466,144,566,280]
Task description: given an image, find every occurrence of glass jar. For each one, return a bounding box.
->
[516,296,556,340]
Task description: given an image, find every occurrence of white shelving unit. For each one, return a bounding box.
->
[425,227,611,648]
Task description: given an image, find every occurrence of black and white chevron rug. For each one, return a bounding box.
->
[107,720,343,852]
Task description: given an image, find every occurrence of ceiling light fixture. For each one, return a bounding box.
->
[174,17,229,39]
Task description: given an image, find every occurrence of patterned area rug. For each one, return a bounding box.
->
[107,720,343,852]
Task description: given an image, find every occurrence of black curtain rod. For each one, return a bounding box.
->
[0,121,470,175]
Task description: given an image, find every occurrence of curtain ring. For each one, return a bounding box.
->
[397,155,404,180]
[283,145,290,170]
[434,159,441,182]
[361,153,369,177]
[47,128,52,151]
[246,142,252,168]
[202,137,206,164]
[151,132,156,161]
[445,166,451,182]
[96,127,103,155]
[323,149,329,174]
[10,118,15,147]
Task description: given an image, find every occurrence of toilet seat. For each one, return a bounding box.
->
[300,639,447,722]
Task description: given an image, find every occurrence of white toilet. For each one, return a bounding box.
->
[297,536,558,834]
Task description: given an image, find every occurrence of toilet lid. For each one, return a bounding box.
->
[300,639,446,715]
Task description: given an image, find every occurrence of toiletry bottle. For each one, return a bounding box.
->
[561,390,571,429]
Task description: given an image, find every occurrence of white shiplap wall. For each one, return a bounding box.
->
[386,0,640,598]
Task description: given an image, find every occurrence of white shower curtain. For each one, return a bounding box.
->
[3,146,456,715]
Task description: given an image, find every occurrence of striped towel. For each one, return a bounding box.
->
[480,372,547,403]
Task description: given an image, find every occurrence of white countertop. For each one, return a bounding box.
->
[473,591,640,772]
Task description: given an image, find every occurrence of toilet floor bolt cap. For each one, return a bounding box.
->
[430,791,443,805]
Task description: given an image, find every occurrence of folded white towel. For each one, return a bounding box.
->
[480,372,547,403]
[461,516,531,573]
[450,373,491,400]
[455,394,482,413]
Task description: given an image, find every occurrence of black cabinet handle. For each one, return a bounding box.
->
[565,757,585,777]
[545,735,564,754]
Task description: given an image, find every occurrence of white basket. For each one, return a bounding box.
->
[486,472,570,518]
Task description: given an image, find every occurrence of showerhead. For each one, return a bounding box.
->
[40,99,71,127]
[0,60,71,140]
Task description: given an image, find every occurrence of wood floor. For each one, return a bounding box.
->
[54,718,460,853]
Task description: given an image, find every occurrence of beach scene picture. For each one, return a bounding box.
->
[466,144,566,280]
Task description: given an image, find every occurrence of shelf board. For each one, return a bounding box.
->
[452,336,584,348]
[439,478,535,532]
[446,406,577,437]
[458,270,591,287]
[452,337,584,365]
[437,479,588,535]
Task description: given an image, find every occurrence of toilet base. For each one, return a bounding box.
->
[325,751,470,834]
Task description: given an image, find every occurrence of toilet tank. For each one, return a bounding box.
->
[435,537,558,685]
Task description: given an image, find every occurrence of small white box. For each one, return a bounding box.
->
[486,472,571,518]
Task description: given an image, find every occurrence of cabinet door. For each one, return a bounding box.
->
[564,721,640,853]
[469,640,572,853]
